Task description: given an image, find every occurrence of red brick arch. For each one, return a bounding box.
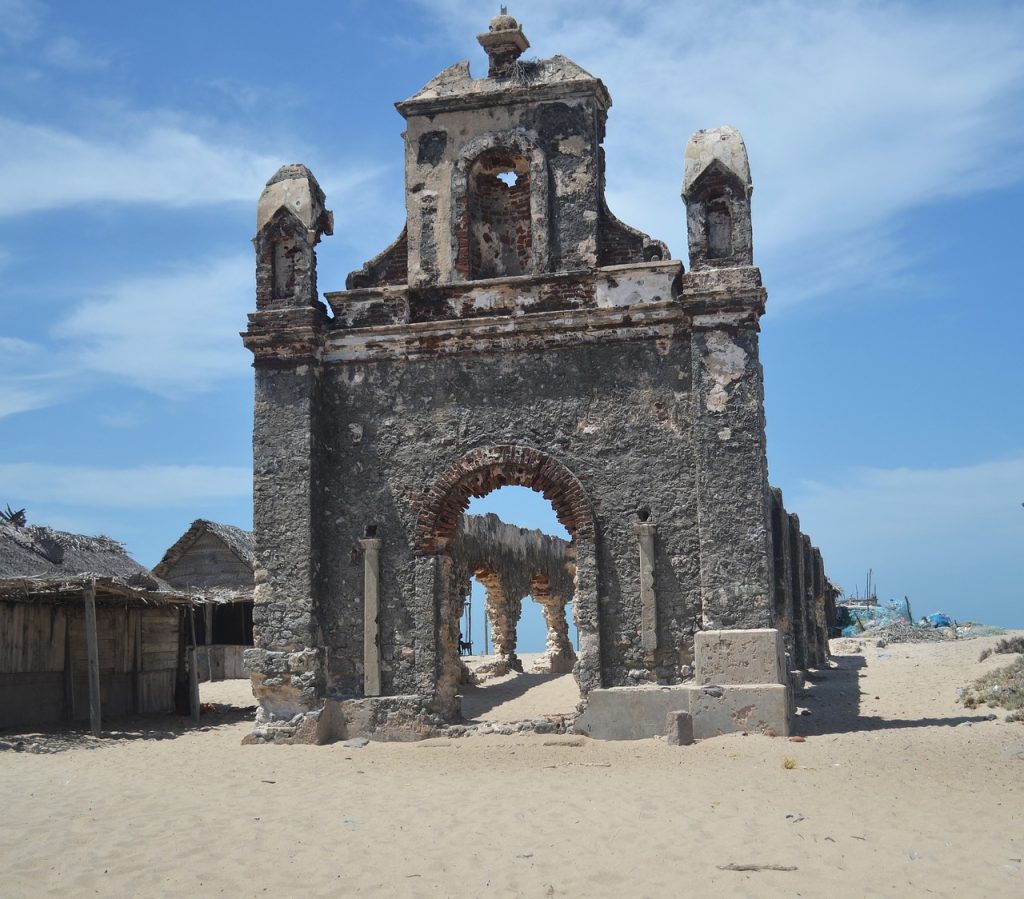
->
[415,445,593,555]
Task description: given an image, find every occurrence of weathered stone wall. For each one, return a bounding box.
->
[240,14,833,742]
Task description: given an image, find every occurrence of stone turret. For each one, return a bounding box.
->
[253,164,333,311]
[682,126,753,270]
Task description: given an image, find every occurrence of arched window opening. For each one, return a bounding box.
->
[706,195,733,260]
[468,149,533,280]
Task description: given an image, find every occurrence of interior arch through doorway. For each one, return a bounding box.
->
[415,445,599,715]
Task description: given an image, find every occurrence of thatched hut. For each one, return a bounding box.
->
[0,521,197,733]
[154,520,255,680]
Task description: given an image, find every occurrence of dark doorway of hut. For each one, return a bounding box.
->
[455,486,581,731]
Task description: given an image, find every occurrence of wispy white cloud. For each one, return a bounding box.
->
[42,35,107,71]
[54,255,253,395]
[418,1,1024,306]
[0,116,281,216]
[0,462,251,508]
[785,456,1024,619]
[0,0,42,45]
[0,336,66,418]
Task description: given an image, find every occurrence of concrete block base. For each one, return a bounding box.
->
[688,683,790,739]
[696,628,786,685]
[575,685,691,740]
[575,682,790,741]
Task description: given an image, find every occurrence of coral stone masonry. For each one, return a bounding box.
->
[242,14,836,744]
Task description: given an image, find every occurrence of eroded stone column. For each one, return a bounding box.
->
[635,522,657,653]
[538,598,577,674]
[361,537,382,696]
[477,568,520,671]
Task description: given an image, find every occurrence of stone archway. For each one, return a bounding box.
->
[416,445,600,711]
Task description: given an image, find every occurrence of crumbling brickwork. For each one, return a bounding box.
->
[241,14,833,743]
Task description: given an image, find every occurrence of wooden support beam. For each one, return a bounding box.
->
[82,579,102,736]
[63,607,74,722]
[133,608,143,714]
[187,609,200,725]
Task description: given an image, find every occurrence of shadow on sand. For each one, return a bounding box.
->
[793,653,993,737]
[459,672,567,721]
[0,703,256,753]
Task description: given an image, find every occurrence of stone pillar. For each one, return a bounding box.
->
[537,599,577,674]
[690,318,774,630]
[477,568,520,670]
[361,537,382,696]
[801,535,819,668]
[769,488,796,666]
[788,514,809,670]
[242,164,333,744]
[683,124,773,635]
[635,522,657,652]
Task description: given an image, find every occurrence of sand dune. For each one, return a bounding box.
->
[1,635,1022,897]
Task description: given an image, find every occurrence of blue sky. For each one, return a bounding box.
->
[1,1,1022,651]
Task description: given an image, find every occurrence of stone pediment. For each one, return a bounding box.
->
[396,55,611,117]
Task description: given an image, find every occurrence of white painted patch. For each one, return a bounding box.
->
[703,332,747,412]
[717,427,732,440]
[558,136,586,156]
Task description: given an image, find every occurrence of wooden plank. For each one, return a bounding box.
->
[82,581,102,736]
[141,650,179,671]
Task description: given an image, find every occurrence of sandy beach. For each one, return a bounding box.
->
[2,635,1022,898]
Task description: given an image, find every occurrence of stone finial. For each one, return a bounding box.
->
[256,164,334,243]
[682,126,752,201]
[477,9,530,79]
[681,126,754,269]
[253,164,333,310]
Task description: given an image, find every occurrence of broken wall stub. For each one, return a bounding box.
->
[241,14,826,743]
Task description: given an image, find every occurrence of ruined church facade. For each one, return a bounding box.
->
[242,15,833,743]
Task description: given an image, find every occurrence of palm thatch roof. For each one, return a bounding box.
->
[153,519,254,606]
[153,519,255,577]
[0,521,189,605]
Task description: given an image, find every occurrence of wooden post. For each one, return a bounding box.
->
[82,580,102,736]
[133,608,143,713]
[62,607,74,722]
[635,522,657,652]
[187,608,200,724]
[360,537,382,696]
[204,603,214,646]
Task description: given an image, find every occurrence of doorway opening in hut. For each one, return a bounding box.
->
[455,485,581,728]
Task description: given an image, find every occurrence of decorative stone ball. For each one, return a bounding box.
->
[489,13,519,32]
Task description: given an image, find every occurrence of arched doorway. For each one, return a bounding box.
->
[415,445,599,717]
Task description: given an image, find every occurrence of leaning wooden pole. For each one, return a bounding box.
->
[82,579,102,737]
